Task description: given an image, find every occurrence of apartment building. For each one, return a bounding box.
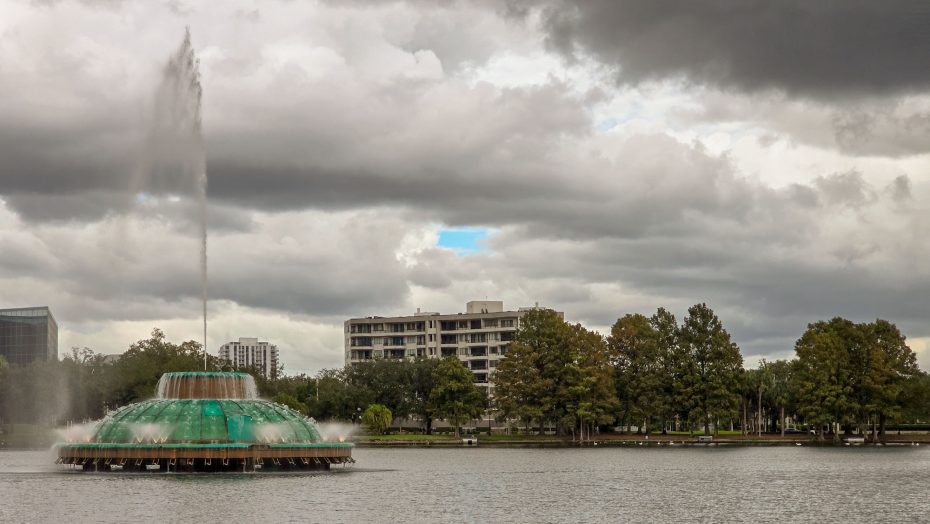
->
[344,301,560,391]
[218,337,279,379]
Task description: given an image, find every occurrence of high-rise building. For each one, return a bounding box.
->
[217,337,279,378]
[0,306,59,366]
[344,301,561,392]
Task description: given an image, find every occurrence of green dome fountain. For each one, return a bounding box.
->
[56,372,353,472]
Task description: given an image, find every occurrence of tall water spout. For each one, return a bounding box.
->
[147,28,208,366]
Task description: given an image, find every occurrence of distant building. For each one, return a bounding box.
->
[344,301,562,393]
[0,306,58,365]
[218,337,279,379]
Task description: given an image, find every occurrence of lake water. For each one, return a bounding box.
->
[2,446,927,522]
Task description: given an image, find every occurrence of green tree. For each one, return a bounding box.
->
[345,359,417,420]
[273,392,309,415]
[794,319,858,441]
[430,357,484,437]
[608,314,664,434]
[410,358,440,434]
[107,328,219,407]
[306,368,372,422]
[493,308,574,434]
[563,323,616,440]
[678,303,743,435]
[766,359,794,436]
[862,319,919,440]
[362,403,392,435]
[651,307,683,432]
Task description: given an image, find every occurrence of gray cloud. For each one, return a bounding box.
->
[3,0,930,372]
[540,0,930,98]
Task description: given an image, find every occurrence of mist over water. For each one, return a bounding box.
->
[316,421,356,443]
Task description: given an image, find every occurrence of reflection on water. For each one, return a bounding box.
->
[2,447,928,522]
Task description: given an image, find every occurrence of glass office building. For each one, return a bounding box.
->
[0,307,58,365]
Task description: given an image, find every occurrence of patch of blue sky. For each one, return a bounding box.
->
[437,228,490,256]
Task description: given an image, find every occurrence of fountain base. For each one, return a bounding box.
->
[57,442,354,472]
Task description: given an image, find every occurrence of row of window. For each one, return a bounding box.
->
[349,318,517,333]
[350,332,513,347]
[349,345,509,360]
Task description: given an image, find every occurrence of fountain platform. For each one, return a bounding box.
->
[56,372,353,472]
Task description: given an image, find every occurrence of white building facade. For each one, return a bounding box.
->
[218,337,279,379]
[344,301,560,393]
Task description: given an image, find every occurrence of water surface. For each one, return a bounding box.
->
[2,447,926,522]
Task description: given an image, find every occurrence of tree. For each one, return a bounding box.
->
[678,303,743,435]
[410,358,440,434]
[273,392,309,415]
[651,308,683,432]
[107,328,219,407]
[430,357,484,437]
[306,368,372,421]
[563,323,616,440]
[362,404,392,435]
[493,308,574,434]
[794,318,919,442]
[863,319,919,440]
[766,360,794,436]
[608,314,664,434]
[794,319,858,442]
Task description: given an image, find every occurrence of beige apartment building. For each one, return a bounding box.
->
[344,300,560,392]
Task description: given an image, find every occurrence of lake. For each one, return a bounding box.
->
[2,446,927,522]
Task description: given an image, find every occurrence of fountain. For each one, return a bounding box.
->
[56,372,353,472]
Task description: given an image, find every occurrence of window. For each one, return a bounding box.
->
[501,319,515,328]
[441,334,457,344]
[458,321,469,329]
[484,319,498,328]
[428,333,435,342]
[470,320,482,329]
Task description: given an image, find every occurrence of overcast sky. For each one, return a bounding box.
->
[2,0,930,373]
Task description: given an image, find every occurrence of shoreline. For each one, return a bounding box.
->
[351,434,930,448]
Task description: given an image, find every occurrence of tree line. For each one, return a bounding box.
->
[494,306,928,442]
[2,307,929,443]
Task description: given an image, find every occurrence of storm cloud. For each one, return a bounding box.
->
[2,0,930,372]
[540,0,930,98]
